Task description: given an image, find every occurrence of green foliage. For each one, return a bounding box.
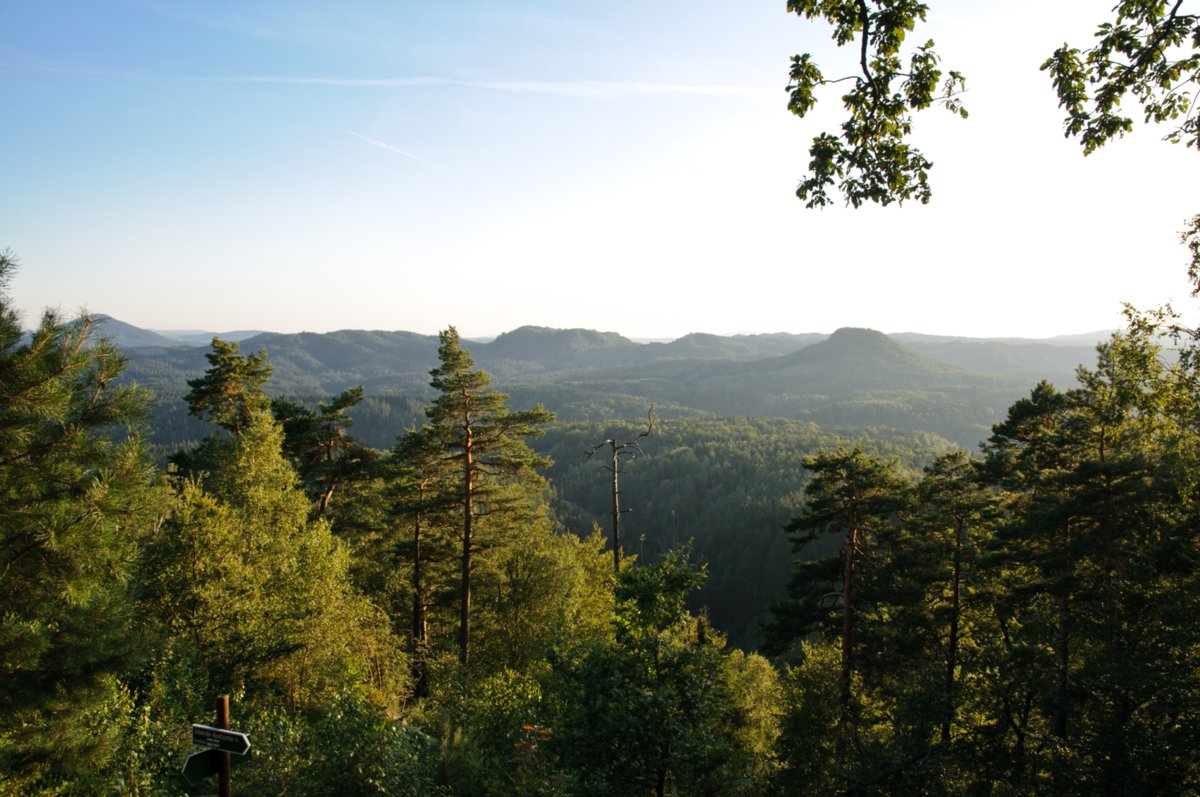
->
[0,252,164,789]
[237,692,446,797]
[470,527,615,674]
[763,447,910,660]
[718,650,784,789]
[766,309,1200,793]
[417,326,556,670]
[184,337,272,435]
[1186,213,1200,294]
[785,0,967,207]
[788,2,1200,207]
[427,666,553,796]
[549,550,766,796]
[541,418,947,648]
[144,401,406,714]
[14,246,1200,792]
[1042,1,1200,152]
[775,641,843,796]
[272,386,378,517]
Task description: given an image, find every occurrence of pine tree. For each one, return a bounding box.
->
[983,380,1075,752]
[422,327,554,669]
[184,337,271,435]
[1053,322,1200,793]
[387,424,460,695]
[0,252,162,787]
[763,447,909,730]
[907,451,993,748]
[272,386,376,517]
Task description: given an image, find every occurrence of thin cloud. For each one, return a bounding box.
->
[465,79,773,100]
[346,130,428,163]
[19,64,773,101]
[230,75,447,88]
[228,74,773,100]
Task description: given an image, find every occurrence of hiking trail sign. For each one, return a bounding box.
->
[180,695,249,797]
[192,724,252,756]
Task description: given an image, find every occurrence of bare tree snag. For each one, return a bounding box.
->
[586,409,653,573]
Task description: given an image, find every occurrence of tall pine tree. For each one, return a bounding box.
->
[421,327,554,669]
[764,448,909,730]
[0,253,162,789]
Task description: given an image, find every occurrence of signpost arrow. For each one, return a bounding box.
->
[192,724,252,756]
[181,749,220,786]
[180,748,248,787]
[180,695,247,797]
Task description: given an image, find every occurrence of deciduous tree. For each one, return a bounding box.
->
[785,0,967,207]
[788,1,1198,206]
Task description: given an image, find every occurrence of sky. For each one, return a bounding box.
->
[2,0,1198,341]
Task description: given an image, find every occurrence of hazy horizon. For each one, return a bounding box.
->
[55,310,1116,348]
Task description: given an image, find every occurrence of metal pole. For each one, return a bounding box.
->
[217,695,232,797]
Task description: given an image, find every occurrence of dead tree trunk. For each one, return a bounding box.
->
[586,410,652,573]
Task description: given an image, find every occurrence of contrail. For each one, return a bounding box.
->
[346,130,428,163]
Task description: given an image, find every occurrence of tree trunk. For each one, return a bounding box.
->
[840,516,859,723]
[411,504,428,696]
[1054,592,1069,739]
[942,516,964,746]
[458,423,474,669]
[1053,521,1070,740]
[611,445,622,573]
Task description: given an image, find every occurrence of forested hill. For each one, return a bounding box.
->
[102,317,1110,645]
[111,317,1101,451]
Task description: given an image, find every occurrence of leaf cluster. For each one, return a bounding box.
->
[786,0,967,207]
[1043,0,1200,152]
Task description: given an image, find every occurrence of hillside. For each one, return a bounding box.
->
[103,316,1105,647]
[110,318,1099,452]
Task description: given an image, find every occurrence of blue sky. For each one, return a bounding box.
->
[2,0,1198,339]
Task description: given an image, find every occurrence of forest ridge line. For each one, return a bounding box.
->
[85,312,1113,353]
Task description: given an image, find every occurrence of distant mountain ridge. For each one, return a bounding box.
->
[92,315,1108,377]
[93,315,1112,451]
[86,314,1111,358]
[90,316,268,346]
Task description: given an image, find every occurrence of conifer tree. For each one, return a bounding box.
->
[906,451,993,748]
[422,327,554,669]
[970,379,1085,793]
[1050,323,1199,792]
[0,252,162,787]
[764,447,909,730]
[272,386,375,517]
[388,424,460,694]
[184,337,271,435]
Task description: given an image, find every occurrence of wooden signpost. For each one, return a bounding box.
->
[181,695,251,797]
